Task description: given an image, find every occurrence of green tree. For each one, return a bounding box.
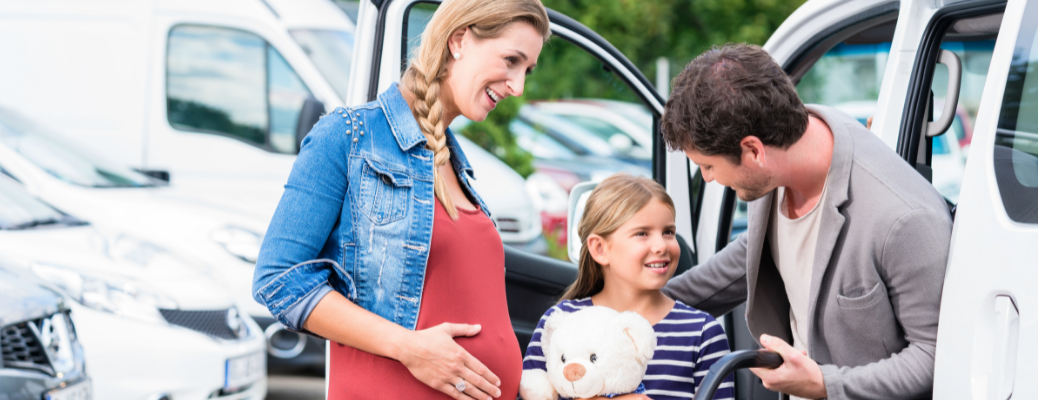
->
[534,0,807,98]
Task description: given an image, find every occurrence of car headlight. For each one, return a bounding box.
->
[31,312,78,375]
[211,226,263,264]
[32,263,178,324]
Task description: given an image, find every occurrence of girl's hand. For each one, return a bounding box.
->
[395,322,503,400]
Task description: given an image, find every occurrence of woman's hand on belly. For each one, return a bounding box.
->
[305,291,504,399]
[398,322,504,400]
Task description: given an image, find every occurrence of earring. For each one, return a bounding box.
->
[453,52,460,60]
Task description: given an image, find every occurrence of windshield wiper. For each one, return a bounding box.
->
[4,218,61,230]
[2,216,87,230]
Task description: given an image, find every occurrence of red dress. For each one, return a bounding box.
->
[328,202,522,399]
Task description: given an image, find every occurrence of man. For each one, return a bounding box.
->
[660,44,951,399]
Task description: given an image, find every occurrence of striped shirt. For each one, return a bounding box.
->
[521,298,735,400]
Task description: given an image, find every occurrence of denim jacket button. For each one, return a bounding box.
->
[382,175,391,185]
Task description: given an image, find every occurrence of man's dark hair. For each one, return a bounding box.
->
[661,43,808,163]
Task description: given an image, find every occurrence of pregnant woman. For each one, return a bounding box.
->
[252,0,550,399]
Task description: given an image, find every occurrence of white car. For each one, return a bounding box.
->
[531,99,653,153]
[0,176,267,400]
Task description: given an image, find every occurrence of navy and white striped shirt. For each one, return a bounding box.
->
[522,298,735,400]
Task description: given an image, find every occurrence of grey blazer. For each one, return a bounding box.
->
[663,105,952,399]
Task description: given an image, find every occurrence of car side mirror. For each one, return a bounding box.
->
[566,181,599,263]
[295,97,326,153]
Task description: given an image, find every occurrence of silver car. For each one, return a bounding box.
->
[0,262,90,400]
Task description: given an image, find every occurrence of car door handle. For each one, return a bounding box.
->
[972,295,1019,400]
[693,350,783,400]
[927,49,962,137]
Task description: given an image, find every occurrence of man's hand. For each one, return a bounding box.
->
[749,334,827,399]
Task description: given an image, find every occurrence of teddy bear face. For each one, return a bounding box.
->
[541,307,656,399]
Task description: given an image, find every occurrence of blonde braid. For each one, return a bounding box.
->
[405,64,456,219]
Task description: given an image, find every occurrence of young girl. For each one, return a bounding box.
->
[521,174,734,400]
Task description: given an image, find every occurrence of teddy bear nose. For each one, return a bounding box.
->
[563,363,586,382]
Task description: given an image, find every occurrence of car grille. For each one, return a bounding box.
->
[159,309,240,340]
[1,318,54,375]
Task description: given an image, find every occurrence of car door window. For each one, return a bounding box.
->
[797,41,892,107]
[166,25,313,154]
[993,7,1038,223]
[908,12,1000,204]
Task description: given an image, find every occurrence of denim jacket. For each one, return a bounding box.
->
[252,83,491,333]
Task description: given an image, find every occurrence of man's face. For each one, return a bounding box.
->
[684,147,774,202]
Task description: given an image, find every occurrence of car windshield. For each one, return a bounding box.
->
[290,29,354,101]
[0,177,80,230]
[0,109,156,188]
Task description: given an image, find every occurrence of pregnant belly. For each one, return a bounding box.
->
[328,319,521,400]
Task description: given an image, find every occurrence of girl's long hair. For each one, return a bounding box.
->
[401,0,550,219]
[560,174,676,301]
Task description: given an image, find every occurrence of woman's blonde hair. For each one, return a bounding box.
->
[401,0,550,219]
[560,174,676,301]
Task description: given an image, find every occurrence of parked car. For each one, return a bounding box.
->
[0,261,90,400]
[531,99,653,152]
[0,175,267,400]
[518,104,652,169]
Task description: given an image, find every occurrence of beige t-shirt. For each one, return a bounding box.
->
[767,183,828,355]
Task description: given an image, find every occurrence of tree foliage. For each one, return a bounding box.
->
[537,0,807,95]
[458,96,536,178]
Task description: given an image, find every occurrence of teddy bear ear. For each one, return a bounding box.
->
[542,310,571,348]
[617,311,657,363]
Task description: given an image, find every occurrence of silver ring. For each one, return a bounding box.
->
[455,379,467,392]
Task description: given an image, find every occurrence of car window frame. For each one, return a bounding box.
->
[164,23,314,155]
[896,2,1007,168]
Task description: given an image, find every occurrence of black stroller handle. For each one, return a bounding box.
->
[693,350,783,400]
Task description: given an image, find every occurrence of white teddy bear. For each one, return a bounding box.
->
[520,306,657,400]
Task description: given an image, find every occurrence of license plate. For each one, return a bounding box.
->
[225,352,265,390]
[46,379,92,400]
